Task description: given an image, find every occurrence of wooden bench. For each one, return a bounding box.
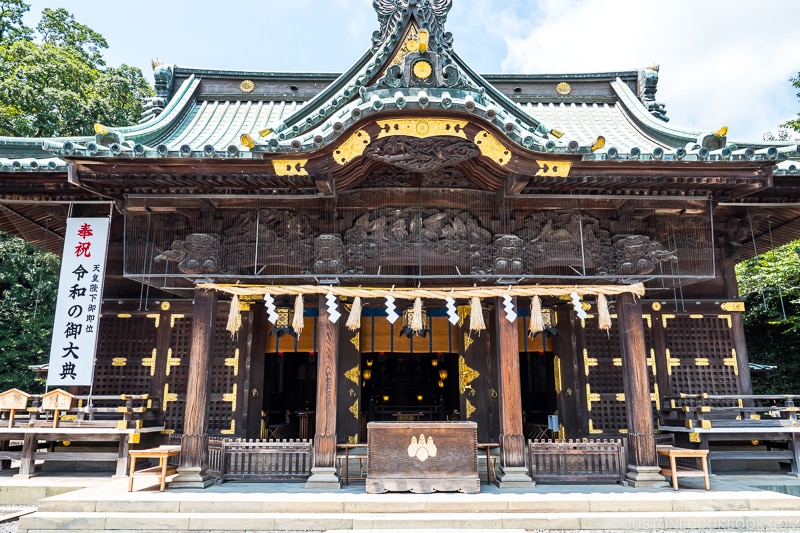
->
[0,390,165,478]
[337,444,367,485]
[660,394,800,475]
[128,445,181,491]
[657,445,710,491]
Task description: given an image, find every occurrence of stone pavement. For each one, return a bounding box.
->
[1,472,798,532]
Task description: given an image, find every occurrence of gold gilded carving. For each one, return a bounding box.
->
[334,130,371,165]
[166,348,181,376]
[142,348,157,377]
[273,159,309,176]
[465,399,476,420]
[474,130,511,166]
[162,384,178,412]
[721,302,745,312]
[377,118,468,139]
[344,365,361,385]
[463,333,474,351]
[348,434,359,444]
[161,301,171,311]
[111,358,126,367]
[457,305,470,327]
[459,355,480,395]
[221,420,236,435]
[350,334,360,351]
[223,384,238,412]
[349,399,359,420]
[387,25,419,68]
[535,160,572,178]
[407,434,438,462]
[651,302,662,311]
[225,348,240,377]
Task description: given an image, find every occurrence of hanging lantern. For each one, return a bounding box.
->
[362,368,372,380]
[269,307,297,338]
[400,304,428,338]
[439,369,448,380]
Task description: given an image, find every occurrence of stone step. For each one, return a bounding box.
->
[18,510,800,532]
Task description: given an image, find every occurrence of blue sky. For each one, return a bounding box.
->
[22,0,800,141]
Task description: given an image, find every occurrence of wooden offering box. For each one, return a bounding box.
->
[366,421,479,494]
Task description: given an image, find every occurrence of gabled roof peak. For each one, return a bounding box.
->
[372,0,453,54]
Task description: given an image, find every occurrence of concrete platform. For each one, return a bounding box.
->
[8,473,800,532]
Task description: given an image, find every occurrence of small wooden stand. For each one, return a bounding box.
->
[128,445,181,492]
[657,445,710,491]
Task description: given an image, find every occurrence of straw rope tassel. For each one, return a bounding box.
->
[469,297,486,332]
[292,294,304,336]
[346,296,362,331]
[597,294,612,331]
[226,295,240,337]
[411,297,424,332]
[529,295,544,337]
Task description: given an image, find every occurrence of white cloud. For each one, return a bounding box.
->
[485,0,800,140]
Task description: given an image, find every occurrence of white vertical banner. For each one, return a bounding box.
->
[46,217,111,387]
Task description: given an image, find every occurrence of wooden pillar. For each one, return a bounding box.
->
[305,294,341,489]
[618,292,666,488]
[493,297,533,488]
[172,286,216,489]
[723,256,753,395]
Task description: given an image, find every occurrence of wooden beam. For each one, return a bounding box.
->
[314,173,335,196]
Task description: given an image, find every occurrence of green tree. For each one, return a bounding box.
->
[0,2,153,137]
[0,0,32,43]
[783,72,800,133]
[0,232,60,393]
[736,238,800,394]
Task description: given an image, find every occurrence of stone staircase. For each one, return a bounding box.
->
[17,476,800,532]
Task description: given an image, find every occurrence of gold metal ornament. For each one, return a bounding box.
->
[412,60,433,79]
[344,365,361,385]
[721,302,745,312]
[535,160,573,178]
[272,160,309,176]
[334,129,371,165]
[555,82,572,96]
[474,131,511,166]
[458,355,480,395]
[465,399,476,419]
[240,80,255,93]
[376,118,468,139]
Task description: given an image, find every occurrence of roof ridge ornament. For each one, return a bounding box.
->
[372,0,453,53]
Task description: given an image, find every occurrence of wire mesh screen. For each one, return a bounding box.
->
[124,193,713,290]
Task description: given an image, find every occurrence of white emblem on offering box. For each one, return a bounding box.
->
[407,434,438,462]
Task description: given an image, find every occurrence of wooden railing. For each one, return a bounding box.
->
[208,438,312,483]
[528,438,627,484]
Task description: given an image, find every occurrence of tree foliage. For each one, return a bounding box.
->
[783,73,800,134]
[0,2,153,137]
[736,238,800,394]
[0,232,60,393]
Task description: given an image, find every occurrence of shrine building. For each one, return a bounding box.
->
[1,0,799,489]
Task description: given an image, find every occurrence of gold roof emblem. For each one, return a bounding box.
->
[556,82,572,96]
[240,80,255,94]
